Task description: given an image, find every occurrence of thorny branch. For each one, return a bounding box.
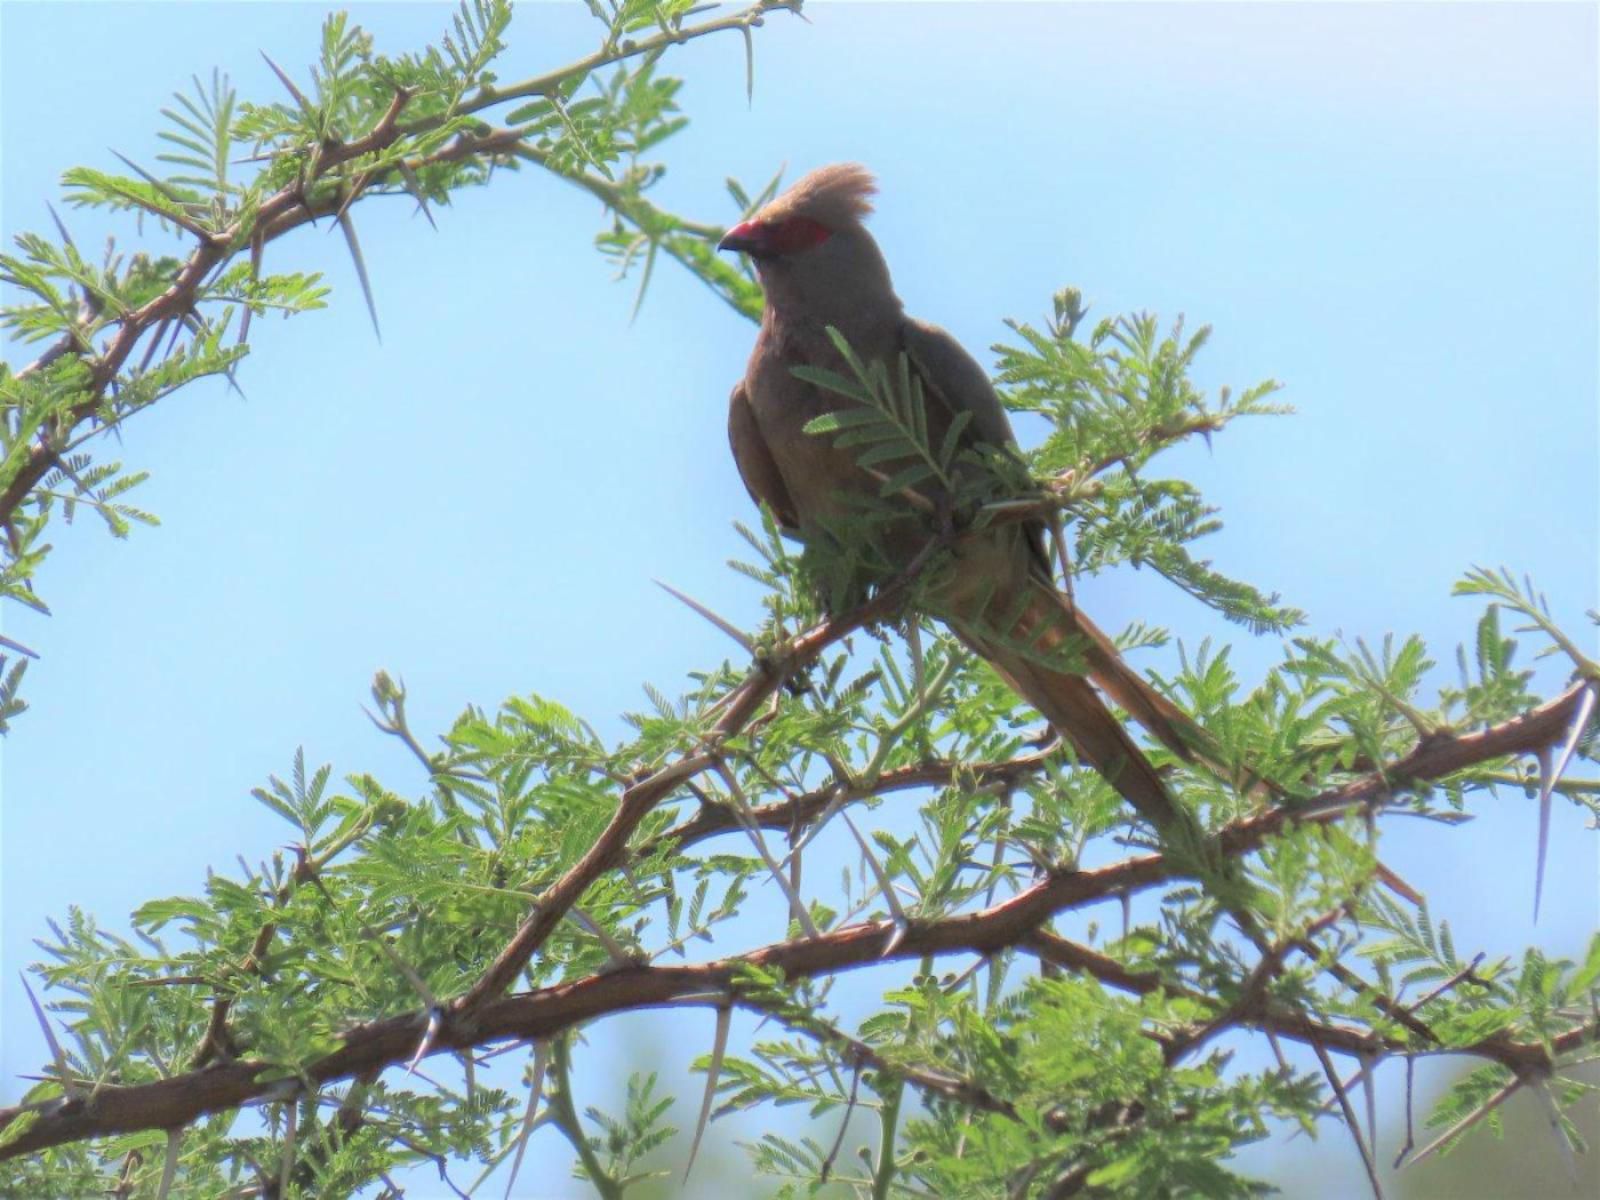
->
[3,0,797,532]
[459,538,937,1010]
[2,681,1592,1160]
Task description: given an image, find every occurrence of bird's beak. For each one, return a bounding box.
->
[717,219,769,256]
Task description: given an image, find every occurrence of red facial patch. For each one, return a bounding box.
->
[768,216,833,255]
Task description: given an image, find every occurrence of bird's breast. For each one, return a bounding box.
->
[743,326,877,527]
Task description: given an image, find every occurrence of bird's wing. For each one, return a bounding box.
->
[901,317,1020,453]
[728,380,800,532]
[901,316,1049,573]
[902,321,1213,770]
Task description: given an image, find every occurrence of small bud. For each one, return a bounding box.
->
[1051,287,1088,340]
[372,670,400,705]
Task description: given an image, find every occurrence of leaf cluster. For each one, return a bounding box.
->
[0,0,790,721]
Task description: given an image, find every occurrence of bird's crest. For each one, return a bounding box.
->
[766,163,877,228]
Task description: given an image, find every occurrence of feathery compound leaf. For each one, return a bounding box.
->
[0,659,29,733]
[157,70,238,197]
[797,334,958,500]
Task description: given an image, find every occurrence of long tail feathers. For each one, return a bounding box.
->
[1067,605,1205,763]
[1065,600,1281,800]
[955,581,1208,836]
[972,634,1184,833]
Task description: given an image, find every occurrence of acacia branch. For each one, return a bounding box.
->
[1,615,1584,1163]
[734,996,1019,1120]
[2,0,795,531]
[5,676,1592,1160]
[647,741,1057,859]
[4,899,1590,1160]
[650,636,1592,878]
[407,0,800,135]
[458,549,928,1010]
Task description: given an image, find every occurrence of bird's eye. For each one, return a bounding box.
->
[769,216,833,255]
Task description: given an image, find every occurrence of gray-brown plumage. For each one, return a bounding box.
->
[718,164,1199,835]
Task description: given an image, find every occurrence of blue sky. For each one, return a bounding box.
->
[1,2,1596,1195]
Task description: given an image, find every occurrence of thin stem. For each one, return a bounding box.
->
[547,1034,623,1200]
[872,1073,905,1200]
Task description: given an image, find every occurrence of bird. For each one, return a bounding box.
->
[716,163,1206,839]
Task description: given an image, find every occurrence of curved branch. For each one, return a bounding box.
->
[2,0,799,531]
[648,741,1057,859]
[4,676,1592,1161]
[458,547,929,1010]
[4,905,1591,1160]
[2,654,1583,1164]
[409,1,800,134]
